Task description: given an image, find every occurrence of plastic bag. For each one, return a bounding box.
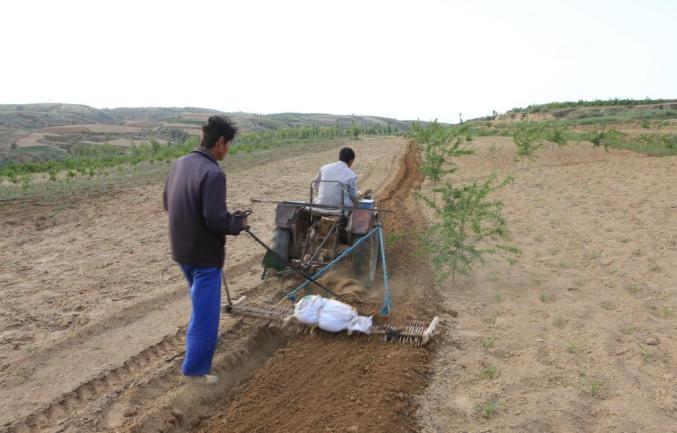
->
[294,295,327,326]
[347,316,373,334]
[317,299,358,332]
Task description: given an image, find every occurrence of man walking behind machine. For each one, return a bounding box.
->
[163,115,248,384]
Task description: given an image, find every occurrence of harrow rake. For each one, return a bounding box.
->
[224,297,439,347]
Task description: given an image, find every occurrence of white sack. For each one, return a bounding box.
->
[294,295,327,326]
[318,299,358,332]
[348,316,373,334]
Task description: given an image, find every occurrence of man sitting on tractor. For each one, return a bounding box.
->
[312,147,364,208]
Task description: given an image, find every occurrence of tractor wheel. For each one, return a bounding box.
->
[352,233,379,287]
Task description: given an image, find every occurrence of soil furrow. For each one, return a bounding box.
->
[198,140,440,433]
[1,274,297,433]
[0,137,410,433]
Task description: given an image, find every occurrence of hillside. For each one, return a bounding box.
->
[494,98,677,124]
[0,103,413,163]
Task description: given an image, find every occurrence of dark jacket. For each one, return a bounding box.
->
[163,148,245,268]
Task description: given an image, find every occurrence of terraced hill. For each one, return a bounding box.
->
[0,103,413,163]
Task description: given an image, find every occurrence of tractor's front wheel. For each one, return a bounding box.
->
[352,232,379,287]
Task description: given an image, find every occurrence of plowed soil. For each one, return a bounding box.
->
[1,136,435,433]
[198,140,439,433]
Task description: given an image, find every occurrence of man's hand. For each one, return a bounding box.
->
[233,210,251,231]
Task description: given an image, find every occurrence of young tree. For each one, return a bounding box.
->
[513,122,567,163]
[411,120,472,203]
[418,176,519,282]
[349,124,361,139]
[589,125,622,152]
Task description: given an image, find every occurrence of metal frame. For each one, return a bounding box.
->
[296,179,348,270]
[303,221,339,267]
[286,224,392,316]
[310,179,348,215]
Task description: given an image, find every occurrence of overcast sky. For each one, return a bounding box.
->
[2,0,675,122]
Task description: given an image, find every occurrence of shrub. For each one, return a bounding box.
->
[418,176,519,282]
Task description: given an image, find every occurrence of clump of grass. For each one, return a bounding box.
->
[639,345,653,360]
[566,342,577,353]
[662,307,673,319]
[481,365,497,379]
[627,284,641,295]
[590,381,603,398]
[649,264,662,273]
[600,301,616,311]
[476,400,498,418]
[585,250,601,260]
[540,292,552,303]
[482,336,496,349]
[621,324,636,335]
[484,314,498,325]
[384,230,410,247]
[553,316,567,328]
[495,292,503,302]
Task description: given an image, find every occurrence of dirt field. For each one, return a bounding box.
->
[418,137,677,432]
[0,136,417,432]
[1,135,676,432]
[15,133,50,148]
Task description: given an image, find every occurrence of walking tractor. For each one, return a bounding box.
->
[224,181,439,347]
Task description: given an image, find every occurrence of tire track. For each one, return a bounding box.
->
[8,255,259,366]
[2,139,409,433]
[0,258,280,433]
[2,328,186,433]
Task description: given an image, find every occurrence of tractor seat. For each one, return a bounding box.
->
[305,206,345,217]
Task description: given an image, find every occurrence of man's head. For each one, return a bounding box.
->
[201,115,238,161]
[339,147,355,167]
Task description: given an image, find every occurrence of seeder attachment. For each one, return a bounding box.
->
[225,297,439,347]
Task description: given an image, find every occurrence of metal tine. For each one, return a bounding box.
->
[230,301,434,346]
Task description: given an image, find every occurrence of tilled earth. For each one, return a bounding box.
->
[1,136,441,433]
[4,134,672,433]
[198,139,439,433]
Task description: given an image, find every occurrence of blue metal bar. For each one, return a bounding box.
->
[378,225,391,316]
[287,225,379,302]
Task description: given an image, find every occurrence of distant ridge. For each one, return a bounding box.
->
[0,103,416,162]
[0,103,412,131]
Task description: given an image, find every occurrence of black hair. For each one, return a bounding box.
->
[201,115,238,149]
[339,147,355,164]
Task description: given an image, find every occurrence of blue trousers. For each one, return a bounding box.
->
[179,265,222,376]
